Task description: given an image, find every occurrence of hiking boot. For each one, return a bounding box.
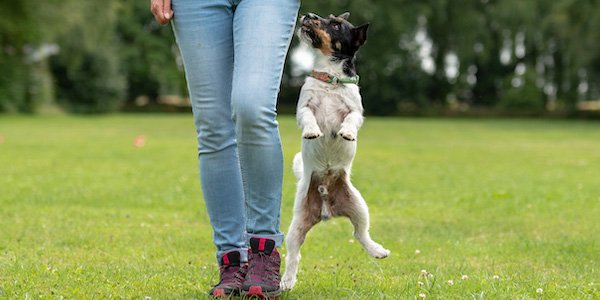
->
[209,251,248,298]
[243,237,282,298]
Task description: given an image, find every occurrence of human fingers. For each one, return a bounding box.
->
[151,0,172,25]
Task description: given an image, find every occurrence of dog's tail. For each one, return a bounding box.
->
[293,152,303,180]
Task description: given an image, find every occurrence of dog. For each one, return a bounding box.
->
[281,12,390,291]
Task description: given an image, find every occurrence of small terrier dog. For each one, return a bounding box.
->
[281,12,390,291]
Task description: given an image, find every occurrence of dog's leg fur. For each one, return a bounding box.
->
[345,182,390,259]
[338,110,363,141]
[282,154,321,291]
[281,207,319,291]
[297,97,322,139]
[283,154,389,290]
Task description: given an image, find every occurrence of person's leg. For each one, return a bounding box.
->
[230,0,300,248]
[171,0,248,264]
[229,0,299,297]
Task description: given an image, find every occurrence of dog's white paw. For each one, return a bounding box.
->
[303,128,323,139]
[338,128,357,141]
[281,273,296,291]
[367,244,390,259]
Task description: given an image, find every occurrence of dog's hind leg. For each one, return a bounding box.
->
[281,211,319,291]
[282,178,322,291]
[345,183,390,259]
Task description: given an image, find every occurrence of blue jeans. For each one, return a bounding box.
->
[171,0,300,264]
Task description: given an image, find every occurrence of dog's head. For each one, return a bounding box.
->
[297,12,369,59]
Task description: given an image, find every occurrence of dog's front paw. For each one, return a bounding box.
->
[338,128,357,141]
[302,128,323,139]
[281,273,296,291]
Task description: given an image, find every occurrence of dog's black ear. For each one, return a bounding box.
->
[338,12,350,20]
[353,23,369,48]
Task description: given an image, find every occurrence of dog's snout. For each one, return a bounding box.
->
[305,13,317,20]
[302,13,322,27]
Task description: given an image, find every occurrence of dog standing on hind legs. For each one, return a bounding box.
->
[281,12,390,291]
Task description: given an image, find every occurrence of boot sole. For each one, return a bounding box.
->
[243,285,282,298]
[211,288,241,298]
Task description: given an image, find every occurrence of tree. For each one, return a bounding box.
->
[116,0,185,106]
[291,0,600,115]
[0,0,50,112]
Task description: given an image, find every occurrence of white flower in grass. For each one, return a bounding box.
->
[421,269,428,276]
[427,273,434,279]
[145,297,151,300]
[349,239,354,243]
[418,293,426,300]
[461,275,468,281]
[417,281,424,287]
[536,288,543,294]
[493,275,500,280]
[447,280,454,286]
[415,249,421,255]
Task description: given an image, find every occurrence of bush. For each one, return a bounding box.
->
[0,54,28,113]
[51,48,126,114]
[497,70,545,113]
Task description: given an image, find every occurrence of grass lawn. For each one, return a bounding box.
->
[1,114,599,299]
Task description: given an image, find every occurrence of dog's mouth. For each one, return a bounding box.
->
[298,22,315,42]
[298,15,329,52]
[299,15,318,33]
[300,21,314,33]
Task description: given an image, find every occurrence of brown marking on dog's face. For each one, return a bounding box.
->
[303,18,333,55]
[313,27,334,55]
[334,41,342,51]
[298,14,334,56]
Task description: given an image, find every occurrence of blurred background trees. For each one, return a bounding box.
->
[0,0,598,116]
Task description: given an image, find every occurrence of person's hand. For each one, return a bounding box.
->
[151,0,173,26]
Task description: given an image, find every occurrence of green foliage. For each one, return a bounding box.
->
[0,0,181,114]
[116,0,185,104]
[296,0,600,115]
[51,48,126,114]
[497,68,545,113]
[1,0,599,115]
[47,1,128,113]
[1,115,600,298]
[0,0,41,113]
[0,55,28,113]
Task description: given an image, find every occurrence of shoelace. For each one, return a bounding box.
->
[236,265,248,281]
[249,252,280,282]
[212,265,247,287]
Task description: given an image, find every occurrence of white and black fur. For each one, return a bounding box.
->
[281,12,390,291]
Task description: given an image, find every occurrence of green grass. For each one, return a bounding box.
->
[1,114,599,299]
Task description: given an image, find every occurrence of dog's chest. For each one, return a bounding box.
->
[309,93,350,132]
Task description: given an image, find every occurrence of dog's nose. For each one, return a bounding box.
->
[305,13,317,20]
